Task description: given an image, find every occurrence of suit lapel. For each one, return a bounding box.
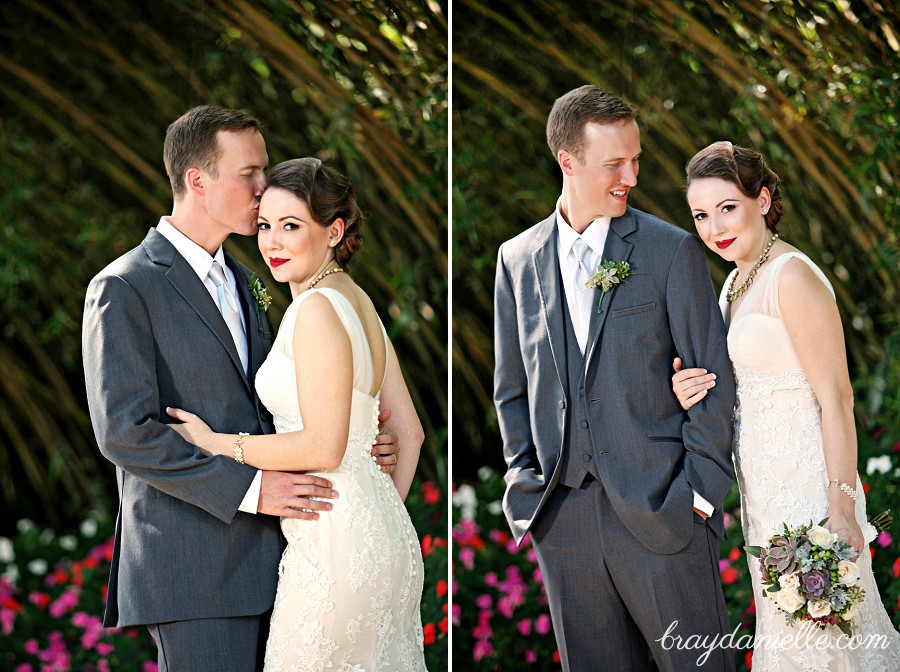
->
[532,215,568,392]
[584,209,636,372]
[142,229,251,392]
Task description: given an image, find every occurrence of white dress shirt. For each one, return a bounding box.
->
[553,208,714,517]
[555,208,610,354]
[156,218,263,514]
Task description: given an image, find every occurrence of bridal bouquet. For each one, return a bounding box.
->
[746,511,892,635]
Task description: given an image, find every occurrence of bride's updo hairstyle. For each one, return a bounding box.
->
[265,157,363,268]
[685,141,783,234]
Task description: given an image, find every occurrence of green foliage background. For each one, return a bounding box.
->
[452,0,899,476]
[0,0,448,533]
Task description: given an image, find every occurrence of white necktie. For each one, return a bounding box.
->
[571,238,593,353]
[208,261,248,373]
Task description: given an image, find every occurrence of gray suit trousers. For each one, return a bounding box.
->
[530,476,735,672]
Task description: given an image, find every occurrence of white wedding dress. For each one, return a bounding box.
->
[255,287,427,672]
[726,252,900,671]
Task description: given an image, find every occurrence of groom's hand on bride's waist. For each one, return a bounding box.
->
[258,471,338,520]
[372,409,400,474]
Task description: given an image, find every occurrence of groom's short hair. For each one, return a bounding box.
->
[164,105,261,200]
[546,86,637,161]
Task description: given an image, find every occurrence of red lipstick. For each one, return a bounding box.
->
[269,257,289,268]
[715,238,736,250]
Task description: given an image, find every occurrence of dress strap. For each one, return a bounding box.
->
[763,252,834,320]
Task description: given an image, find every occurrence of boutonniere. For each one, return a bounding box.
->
[585,259,631,313]
[248,277,272,331]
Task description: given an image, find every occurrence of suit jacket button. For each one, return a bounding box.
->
[580,420,588,429]
[558,400,565,409]
[582,454,592,462]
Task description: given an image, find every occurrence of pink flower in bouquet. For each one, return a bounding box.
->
[533,567,542,583]
[877,532,892,548]
[14,664,33,672]
[518,618,532,636]
[505,538,519,554]
[451,603,461,625]
[484,571,497,586]
[497,596,514,618]
[142,663,159,672]
[96,643,114,656]
[525,649,537,663]
[475,593,492,610]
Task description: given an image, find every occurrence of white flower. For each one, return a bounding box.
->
[59,535,77,552]
[842,602,861,621]
[16,519,35,534]
[80,518,98,538]
[807,599,832,618]
[837,560,861,586]
[487,500,503,516]
[866,455,892,475]
[27,559,48,576]
[0,537,14,563]
[452,483,477,520]
[778,572,801,590]
[808,526,837,550]
[773,587,806,613]
[477,466,495,482]
[2,565,19,585]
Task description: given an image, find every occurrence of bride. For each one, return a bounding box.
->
[168,157,428,671]
[672,141,900,670]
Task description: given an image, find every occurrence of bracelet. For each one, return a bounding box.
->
[826,478,859,503]
[234,432,249,464]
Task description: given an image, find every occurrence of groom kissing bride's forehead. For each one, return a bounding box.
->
[494,85,738,671]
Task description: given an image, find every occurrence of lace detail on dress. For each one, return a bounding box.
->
[726,257,900,671]
[257,289,427,672]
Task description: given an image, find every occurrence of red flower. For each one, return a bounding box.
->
[862,482,871,494]
[421,535,435,558]
[721,567,739,585]
[439,615,448,634]
[892,557,900,579]
[423,622,436,645]
[728,547,742,562]
[421,482,440,506]
[436,579,448,597]
[28,592,50,611]
[870,547,876,559]
[552,650,561,664]
[1,597,23,612]
[745,650,753,669]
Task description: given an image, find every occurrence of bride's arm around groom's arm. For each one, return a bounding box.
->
[169,290,423,499]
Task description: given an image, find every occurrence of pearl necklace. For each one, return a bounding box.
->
[726,233,779,303]
[307,266,345,290]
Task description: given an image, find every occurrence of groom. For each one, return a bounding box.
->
[83,106,399,671]
[494,86,737,670]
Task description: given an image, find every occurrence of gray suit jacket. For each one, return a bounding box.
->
[83,228,283,627]
[494,207,736,554]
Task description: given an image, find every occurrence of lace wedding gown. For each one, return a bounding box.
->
[726,252,900,671]
[255,287,427,672]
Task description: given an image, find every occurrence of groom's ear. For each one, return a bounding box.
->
[558,150,576,176]
[185,167,205,195]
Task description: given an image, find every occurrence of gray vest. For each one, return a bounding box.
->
[557,278,601,488]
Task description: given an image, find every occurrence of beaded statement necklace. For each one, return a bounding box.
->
[307,266,345,290]
[726,234,779,303]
